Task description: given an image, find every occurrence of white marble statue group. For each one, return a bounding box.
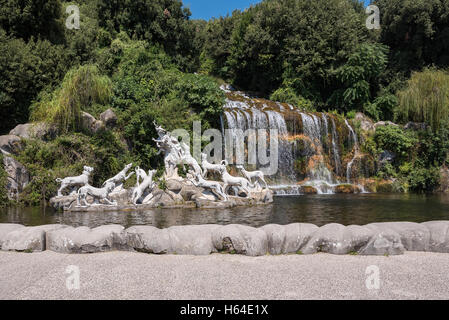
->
[55,122,268,207]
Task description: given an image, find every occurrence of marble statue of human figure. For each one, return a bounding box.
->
[152,122,202,180]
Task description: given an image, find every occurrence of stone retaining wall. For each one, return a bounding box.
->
[0,221,448,256]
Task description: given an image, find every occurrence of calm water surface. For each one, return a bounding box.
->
[1,193,449,228]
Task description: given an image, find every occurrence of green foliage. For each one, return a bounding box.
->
[330,43,389,112]
[395,68,449,131]
[407,164,440,193]
[175,73,226,125]
[31,65,112,133]
[374,126,417,164]
[270,86,314,111]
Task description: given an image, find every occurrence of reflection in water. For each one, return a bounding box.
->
[2,193,449,228]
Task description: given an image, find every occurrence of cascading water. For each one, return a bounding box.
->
[220,88,365,195]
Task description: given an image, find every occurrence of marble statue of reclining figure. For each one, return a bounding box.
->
[56,166,94,196]
[77,181,117,207]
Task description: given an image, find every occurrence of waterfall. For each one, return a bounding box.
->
[345,119,359,183]
[331,118,341,176]
[220,88,364,195]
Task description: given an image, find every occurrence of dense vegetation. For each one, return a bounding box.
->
[1,0,449,205]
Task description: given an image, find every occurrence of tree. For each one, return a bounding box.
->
[97,0,199,71]
[376,0,449,73]
[0,0,64,43]
[395,68,449,131]
[0,30,71,133]
[223,0,371,98]
[329,43,389,113]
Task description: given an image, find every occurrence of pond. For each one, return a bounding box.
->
[1,193,449,229]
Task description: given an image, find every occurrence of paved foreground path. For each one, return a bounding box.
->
[0,251,448,299]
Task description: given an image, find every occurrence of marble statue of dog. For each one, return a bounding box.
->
[201,153,228,178]
[56,166,94,196]
[77,181,117,207]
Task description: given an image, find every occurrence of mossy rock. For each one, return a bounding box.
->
[335,184,361,194]
[376,180,394,193]
[300,186,318,194]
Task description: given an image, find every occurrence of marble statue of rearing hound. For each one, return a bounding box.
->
[102,163,134,192]
[132,169,157,205]
[56,166,94,196]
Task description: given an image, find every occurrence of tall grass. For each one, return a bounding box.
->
[31,65,112,133]
[396,68,449,131]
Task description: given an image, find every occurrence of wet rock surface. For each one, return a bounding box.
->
[2,155,30,200]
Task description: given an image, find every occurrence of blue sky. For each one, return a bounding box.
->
[186,0,372,20]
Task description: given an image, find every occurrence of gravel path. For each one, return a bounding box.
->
[0,251,448,300]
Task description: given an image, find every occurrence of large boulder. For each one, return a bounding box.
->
[212,224,268,256]
[359,224,405,255]
[374,121,399,128]
[368,222,430,251]
[302,224,374,255]
[100,109,117,128]
[404,122,428,131]
[261,223,318,254]
[355,112,375,132]
[0,135,22,154]
[167,225,219,255]
[0,224,24,249]
[1,224,66,252]
[2,155,30,200]
[421,221,449,253]
[46,225,125,253]
[142,188,178,207]
[81,112,104,134]
[125,226,170,254]
[49,195,78,211]
[9,122,57,140]
[334,184,361,194]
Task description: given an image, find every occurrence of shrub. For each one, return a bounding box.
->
[407,165,440,193]
[31,65,112,133]
[270,86,314,111]
[374,126,417,164]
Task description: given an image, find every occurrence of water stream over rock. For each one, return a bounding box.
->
[221,89,373,195]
